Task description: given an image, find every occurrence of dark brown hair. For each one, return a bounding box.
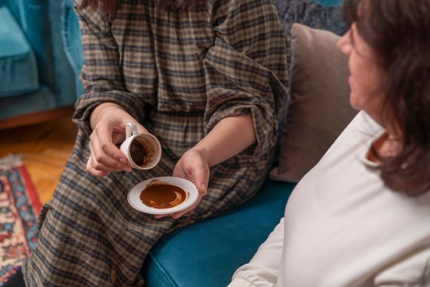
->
[343,0,430,195]
[79,0,206,19]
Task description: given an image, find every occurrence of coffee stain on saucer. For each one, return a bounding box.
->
[140,179,189,209]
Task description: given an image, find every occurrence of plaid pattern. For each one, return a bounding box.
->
[23,0,289,285]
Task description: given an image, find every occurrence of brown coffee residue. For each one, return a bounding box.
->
[130,139,153,167]
[140,179,189,209]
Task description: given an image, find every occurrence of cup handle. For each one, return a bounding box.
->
[125,122,138,138]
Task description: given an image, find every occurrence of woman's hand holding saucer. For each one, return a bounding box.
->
[154,149,209,219]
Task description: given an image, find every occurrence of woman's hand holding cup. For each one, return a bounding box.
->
[86,103,152,177]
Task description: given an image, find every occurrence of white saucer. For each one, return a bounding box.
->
[127,176,199,215]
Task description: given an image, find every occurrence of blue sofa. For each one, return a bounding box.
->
[61,0,343,286]
[0,0,77,129]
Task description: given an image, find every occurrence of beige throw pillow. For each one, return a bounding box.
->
[270,23,358,182]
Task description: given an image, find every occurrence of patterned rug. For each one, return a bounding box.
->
[0,154,41,286]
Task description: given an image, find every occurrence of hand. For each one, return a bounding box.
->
[161,149,210,219]
[86,103,148,177]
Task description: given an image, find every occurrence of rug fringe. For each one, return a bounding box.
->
[0,153,25,169]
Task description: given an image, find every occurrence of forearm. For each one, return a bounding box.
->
[194,114,256,167]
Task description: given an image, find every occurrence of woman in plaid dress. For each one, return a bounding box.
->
[18,0,289,286]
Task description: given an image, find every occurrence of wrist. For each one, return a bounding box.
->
[190,146,213,167]
[90,102,126,129]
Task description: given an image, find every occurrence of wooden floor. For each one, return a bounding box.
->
[0,115,78,204]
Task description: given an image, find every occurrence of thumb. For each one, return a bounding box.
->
[134,122,148,134]
[191,166,209,196]
[123,120,148,134]
[196,182,207,196]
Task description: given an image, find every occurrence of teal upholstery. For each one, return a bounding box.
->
[0,6,38,97]
[319,0,341,5]
[276,0,341,8]
[0,0,77,120]
[61,0,84,97]
[142,180,295,287]
[0,86,56,118]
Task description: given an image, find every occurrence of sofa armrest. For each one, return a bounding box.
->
[3,0,78,107]
[3,0,53,87]
[61,0,83,98]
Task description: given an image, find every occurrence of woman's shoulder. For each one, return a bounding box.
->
[333,110,384,144]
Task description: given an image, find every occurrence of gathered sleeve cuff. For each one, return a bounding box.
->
[72,0,146,136]
[203,0,290,157]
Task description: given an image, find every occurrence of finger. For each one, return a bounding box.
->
[89,139,131,173]
[88,143,130,177]
[86,156,111,178]
[111,120,148,141]
[193,172,208,196]
[95,127,126,164]
[183,164,208,196]
[136,125,149,134]
[90,130,117,166]
[88,149,120,173]
[91,127,131,171]
[154,214,173,219]
[172,185,206,219]
[184,153,209,194]
[172,195,203,219]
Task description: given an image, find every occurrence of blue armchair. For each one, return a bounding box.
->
[61,0,343,286]
[0,0,77,129]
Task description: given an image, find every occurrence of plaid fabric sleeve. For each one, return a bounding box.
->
[204,0,290,157]
[72,1,146,136]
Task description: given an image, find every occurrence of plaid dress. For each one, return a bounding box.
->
[23,0,289,285]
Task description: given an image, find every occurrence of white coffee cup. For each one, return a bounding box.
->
[120,122,162,170]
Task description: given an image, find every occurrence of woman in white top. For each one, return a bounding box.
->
[228,0,430,286]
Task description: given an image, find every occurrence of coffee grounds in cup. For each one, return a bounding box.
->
[130,140,151,167]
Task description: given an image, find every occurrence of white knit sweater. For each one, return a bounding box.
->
[229,111,430,287]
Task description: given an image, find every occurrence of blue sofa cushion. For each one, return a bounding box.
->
[0,5,39,97]
[142,180,295,287]
[61,0,84,98]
